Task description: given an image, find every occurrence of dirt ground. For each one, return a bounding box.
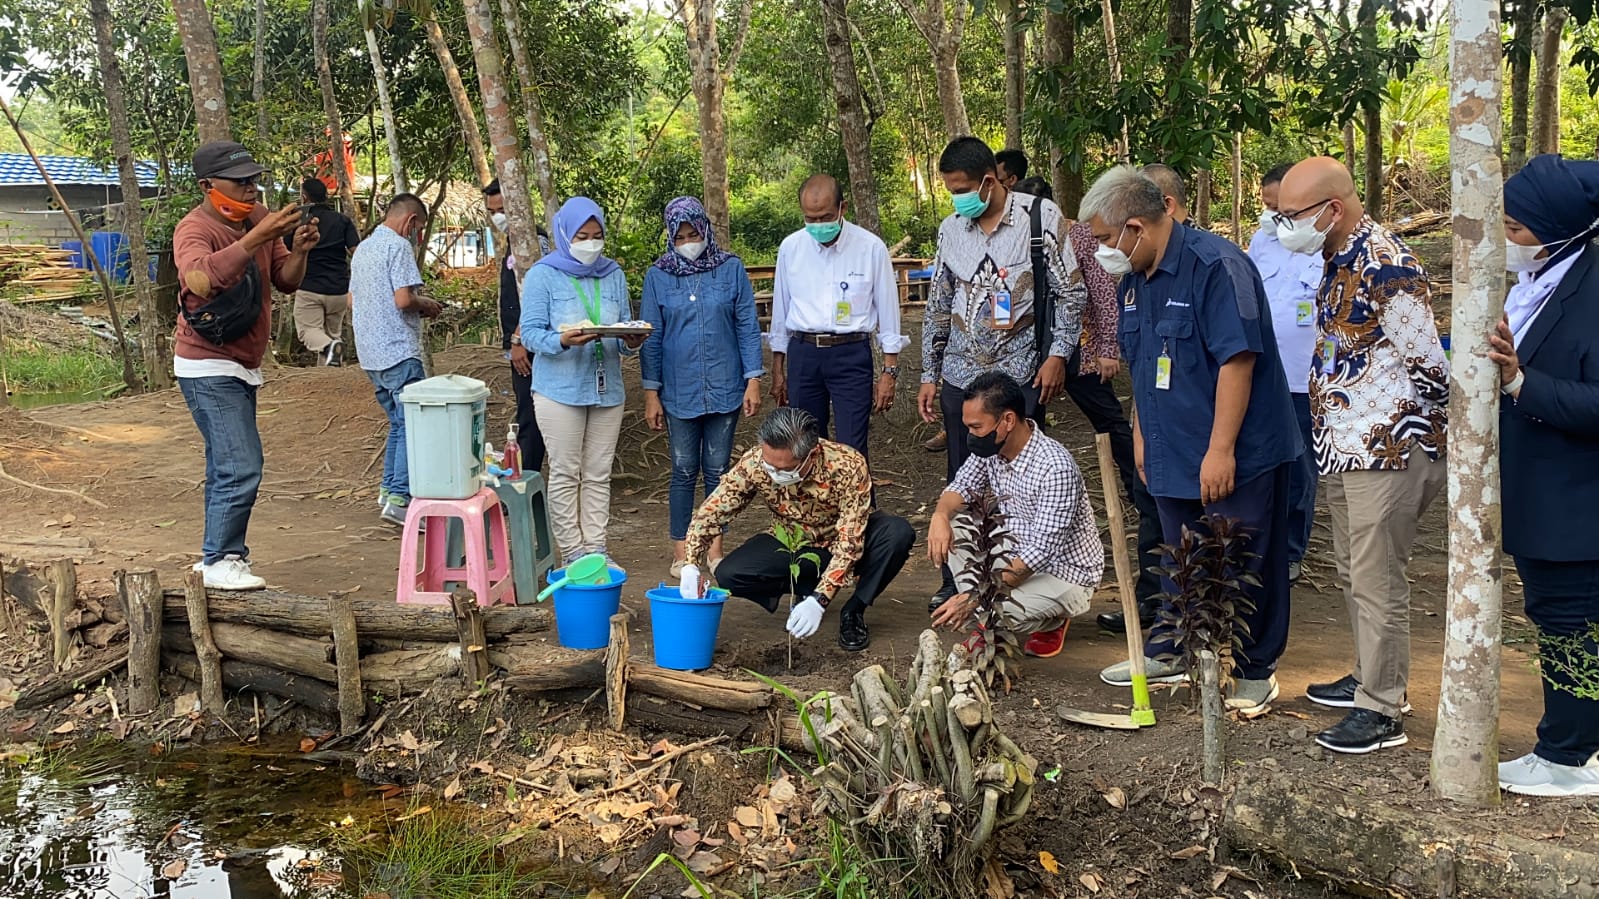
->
[0,338,1592,898]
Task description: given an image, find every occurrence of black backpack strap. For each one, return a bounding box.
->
[1030,199,1053,366]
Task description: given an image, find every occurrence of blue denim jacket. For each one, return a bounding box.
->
[639,260,765,419]
[521,264,633,408]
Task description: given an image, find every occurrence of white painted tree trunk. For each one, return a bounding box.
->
[460,0,538,283]
[363,20,408,193]
[1431,0,1505,807]
[496,0,559,228]
[170,0,232,143]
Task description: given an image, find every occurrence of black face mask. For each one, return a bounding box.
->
[968,419,1011,458]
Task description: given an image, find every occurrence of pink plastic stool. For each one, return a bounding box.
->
[396,487,515,607]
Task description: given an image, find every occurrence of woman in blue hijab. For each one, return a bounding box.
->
[1490,154,1599,798]
[638,197,764,575]
[521,197,645,568]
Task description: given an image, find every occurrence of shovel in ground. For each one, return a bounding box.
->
[1057,433,1157,731]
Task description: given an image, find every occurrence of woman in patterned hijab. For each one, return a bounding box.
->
[639,197,765,574]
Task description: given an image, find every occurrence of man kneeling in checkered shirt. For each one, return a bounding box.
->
[928,371,1106,659]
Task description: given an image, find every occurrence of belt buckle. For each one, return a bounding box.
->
[818,333,838,347]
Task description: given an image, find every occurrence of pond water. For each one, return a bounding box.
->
[0,746,374,899]
[8,390,106,411]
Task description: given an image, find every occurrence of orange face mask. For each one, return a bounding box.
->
[206,187,255,223]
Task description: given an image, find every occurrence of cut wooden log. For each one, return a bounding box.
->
[627,665,773,713]
[499,647,605,692]
[159,588,551,641]
[1227,769,1599,899]
[164,623,461,693]
[206,622,335,681]
[605,613,627,730]
[183,569,225,715]
[119,568,161,713]
[502,648,775,714]
[49,558,77,670]
[452,588,490,683]
[16,651,128,709]
[163,651,340,717]
[330,592,363,735]
[361,646,460,693]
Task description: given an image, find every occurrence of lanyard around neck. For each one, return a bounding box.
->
[569,276,605,360]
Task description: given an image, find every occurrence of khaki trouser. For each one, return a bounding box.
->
[293,289,348,354]
[1323,453,1446,717]
[534,394,625,560]
[948,544,1095,633]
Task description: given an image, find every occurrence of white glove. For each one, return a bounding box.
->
[786,594,826,639]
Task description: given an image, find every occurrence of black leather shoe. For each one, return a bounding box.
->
[1307,673,1413,713]
[1096,600,1158,634]
[838,608,870,652]
[928,583,957,614]
[1314,708,1407,754]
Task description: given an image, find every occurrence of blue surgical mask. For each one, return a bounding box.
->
[952,179,993,219]
[806,216,843,244]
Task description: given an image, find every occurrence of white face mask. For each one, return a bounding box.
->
[762,451,810,487]
[1278,204,1332,255]
[676,240,707,261]
[490,211,508,231]
[569,238,605,265]
[1257,210,1278,239]
[1094,225,1140,277]
[1505,240,1549,274]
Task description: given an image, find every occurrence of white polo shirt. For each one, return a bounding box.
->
[1248,227,1325,394]
[768,220,908,355]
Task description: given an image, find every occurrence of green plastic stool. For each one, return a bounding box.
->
[489,472,557,605]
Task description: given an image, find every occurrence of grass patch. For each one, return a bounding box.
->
[332,806,554,899]
[1,340,124,392]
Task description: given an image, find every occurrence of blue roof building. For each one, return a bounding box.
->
[0,153,164,246]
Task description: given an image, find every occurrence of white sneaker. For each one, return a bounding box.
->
[200,555,267,591]
[1226,675,1281,719]
[1499,751,1599,797]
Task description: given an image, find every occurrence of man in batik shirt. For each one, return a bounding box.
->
[1276,157,1449,755]
[687,407,915,653]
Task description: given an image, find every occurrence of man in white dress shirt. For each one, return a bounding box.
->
[1250,162,1326,583]
[768,174,906,458]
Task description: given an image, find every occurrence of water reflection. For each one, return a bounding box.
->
[0,747,372,899]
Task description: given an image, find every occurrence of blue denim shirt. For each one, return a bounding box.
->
[1117,222,1301,500]
[639,260,765,419]
[520,264,633,408]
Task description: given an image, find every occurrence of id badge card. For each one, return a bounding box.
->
[835,281,852,326]
[1155,353,1172,390]
[1295,301,1314,327]
[1318,337,1337,375]
[596,365,608,395]
[992,290,1013,329]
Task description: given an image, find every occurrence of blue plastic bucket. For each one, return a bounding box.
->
[547,566,627,650]
[647,584,729,671]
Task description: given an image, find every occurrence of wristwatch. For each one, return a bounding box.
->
[510,333,523,346]
[882,365,899,379]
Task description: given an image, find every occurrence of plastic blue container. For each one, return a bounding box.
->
[90,232,131,283]
[647,584,729,671]
[547,566,627,650]
[62,240,85,269]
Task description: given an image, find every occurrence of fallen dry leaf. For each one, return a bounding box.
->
[400,730,420,751]
[395,806,432,822]
[734,806,760,828]
[443,776,462,801]
[161,859,187,880]
[1170,845,1207,861]
[299,738,317,753]
[1100,786,1126,809]
[598,858,621,876]
[1038,850,1060,875]
[769,778,796,804]
[672,829,701,848]
[9,718,36,734]
[685,850,723,874]
[623,801,654,820]
[1079,871,1102,893]
[727,821,746,845]
[51,720,76,735]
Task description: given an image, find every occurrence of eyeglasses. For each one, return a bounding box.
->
[219,175,261,187]
[1273,198,1332,230]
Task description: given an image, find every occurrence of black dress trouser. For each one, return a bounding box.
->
[715,512,916,614]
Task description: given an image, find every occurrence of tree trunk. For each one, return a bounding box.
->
[1534,7,1568,155]
[1001,0,1024,150]
[1431,0,1504,807]
[497,0,559,227]
[91,0,171,390]
[253,0,267,145]
[930,34,971,139]
[1363,101,1383,217]
[1342,120,1358,181]
[363,21,408,193]
[820,0,882,235]
[312,0,360,216]
[170,0,232,143]
[1099,0,1129,161]
[1195,168,1212,229]
[1044,9,1082,214]
[1507,0,1536,173]
[422,14,493,188]
[460,0,540,283]
[681,0,732,244]
[1230,132,1243,241]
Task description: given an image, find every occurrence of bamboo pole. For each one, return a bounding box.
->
[183,569,226,714]
[0,91,141,393]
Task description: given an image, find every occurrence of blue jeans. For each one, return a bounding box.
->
[367,358,427,502]
[179,376,263,565]
[1287,392,1318,562]
[667,410,740,540]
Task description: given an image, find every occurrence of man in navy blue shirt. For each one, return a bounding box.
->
[1079,165,1301,717]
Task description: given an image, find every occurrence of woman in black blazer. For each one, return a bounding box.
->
[1489,153,1599,798]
